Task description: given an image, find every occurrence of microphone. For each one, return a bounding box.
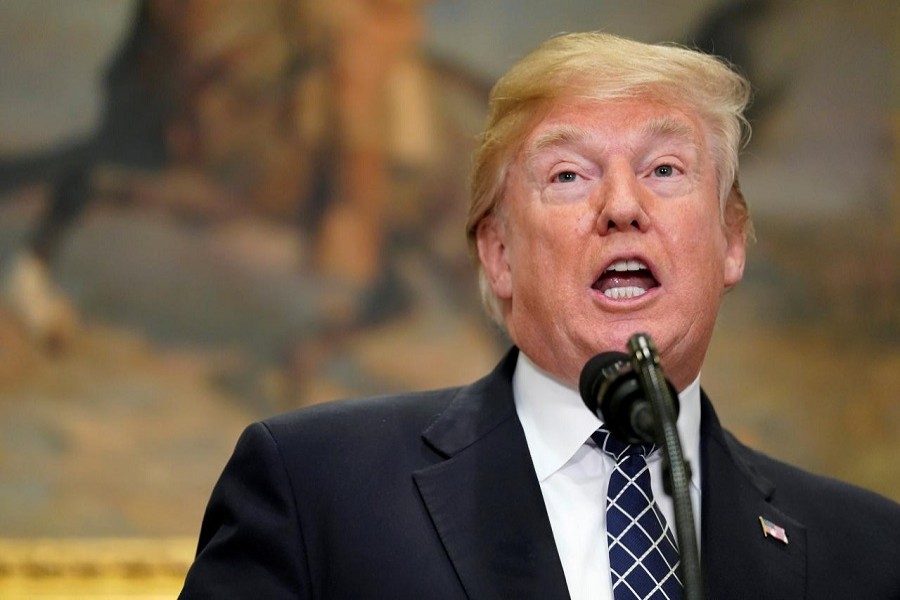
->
[579,350,680,446]
[580,333,703,600]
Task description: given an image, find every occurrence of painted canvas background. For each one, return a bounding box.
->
[0,0,896,560]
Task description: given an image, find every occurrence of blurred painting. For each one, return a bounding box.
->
[0,0,896,592]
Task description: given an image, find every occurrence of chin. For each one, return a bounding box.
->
[592,326,649,354]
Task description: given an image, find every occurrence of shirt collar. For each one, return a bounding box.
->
[513,351,702,489]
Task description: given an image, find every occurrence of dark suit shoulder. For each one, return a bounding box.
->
[260,387,462,455]
[247,387,471,511]
[722,429,900,595]
[266,387,461,431]
[725,429,900,519]
[259,348,520,463]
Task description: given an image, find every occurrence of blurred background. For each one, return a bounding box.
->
[0,0,897,595]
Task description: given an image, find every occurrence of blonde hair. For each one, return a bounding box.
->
[465,32,753,324]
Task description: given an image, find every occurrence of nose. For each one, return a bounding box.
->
[595,164,650,235]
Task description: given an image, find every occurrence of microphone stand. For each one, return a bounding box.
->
[628,333,703,600]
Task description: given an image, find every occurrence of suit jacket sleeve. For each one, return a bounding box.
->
[179,422,310,599]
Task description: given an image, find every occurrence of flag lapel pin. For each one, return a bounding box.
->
[758,516,789,545]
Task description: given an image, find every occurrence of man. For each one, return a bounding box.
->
[179,32,900,599]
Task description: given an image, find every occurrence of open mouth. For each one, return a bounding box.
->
[593,258,660,299]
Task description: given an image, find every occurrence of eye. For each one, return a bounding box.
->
[554,171,579,183]
[653,164,676,177]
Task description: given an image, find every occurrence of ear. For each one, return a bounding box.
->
[722,183,748,289]
[476,215,513,300]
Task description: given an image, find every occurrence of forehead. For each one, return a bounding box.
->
[519,97,708,160]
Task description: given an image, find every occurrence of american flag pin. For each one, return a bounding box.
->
[759,516,789,545]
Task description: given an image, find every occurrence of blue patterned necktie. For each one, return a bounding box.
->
[593,426,683,600]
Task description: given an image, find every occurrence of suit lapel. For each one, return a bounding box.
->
[700,394,807,599]
[413,350,570,600]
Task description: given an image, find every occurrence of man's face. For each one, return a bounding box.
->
[476,97,746,390]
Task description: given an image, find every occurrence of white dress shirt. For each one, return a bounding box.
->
[513,352,702,600]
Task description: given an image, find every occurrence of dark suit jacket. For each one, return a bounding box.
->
[180,349,900,599]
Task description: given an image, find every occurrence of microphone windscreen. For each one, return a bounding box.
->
[579,351,629,415]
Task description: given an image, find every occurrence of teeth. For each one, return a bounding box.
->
[606,259,647,272]
[604,286,647,299]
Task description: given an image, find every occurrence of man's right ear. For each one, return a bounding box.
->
[476,216,513,300]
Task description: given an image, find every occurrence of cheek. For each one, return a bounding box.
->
[666,209,730,285]
[656,200,694,235]
[574,211,596,236]
[508,228,572,301]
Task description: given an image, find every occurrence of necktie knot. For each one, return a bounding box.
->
[592,425,656,461]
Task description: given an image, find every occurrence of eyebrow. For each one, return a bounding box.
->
[638,115,701,149]
[523,124,594,165]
